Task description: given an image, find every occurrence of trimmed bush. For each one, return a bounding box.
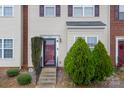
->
[6,68,19,77]
[92,41,114,81]
[17,73,32,85]
[31,37,42,70]
[64,37,95,85]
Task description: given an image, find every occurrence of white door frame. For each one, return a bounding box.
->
[115,36,124,66]
[40,35,60,67]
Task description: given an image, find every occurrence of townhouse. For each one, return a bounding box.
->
[0,5,122,69]
[0,6,22,67]
[110,5,124,67]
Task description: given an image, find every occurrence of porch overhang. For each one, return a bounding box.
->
[66,21,106,29]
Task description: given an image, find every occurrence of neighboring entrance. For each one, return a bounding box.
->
[118,40,124,66]
[43,38,56,66]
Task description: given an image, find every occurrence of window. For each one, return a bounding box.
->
[84,6,94,16]
[0,39,13,59]
[73,5,94,17]
[119,5,124,20]
[74,36,98,50]
[87,37,97,50]
[73,6,82,17]
[0,39,2,58]
[0,5,13,16]
[44,5,55,17]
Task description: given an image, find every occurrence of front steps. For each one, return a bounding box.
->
[36,67,56,88]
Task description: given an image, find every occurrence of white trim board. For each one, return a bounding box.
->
[40,35,60,67]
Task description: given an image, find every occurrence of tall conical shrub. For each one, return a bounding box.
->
[92,41,114,81]
[31,37,42,70]
[64,37,95,85]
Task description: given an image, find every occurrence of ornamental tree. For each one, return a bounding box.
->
[64,37,95,85]
[92,41,114,81]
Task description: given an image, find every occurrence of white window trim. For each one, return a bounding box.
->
[73,5,94,17]
[0,5,14,17]
[74,35,98,49]
[44,5,56,17]
[0,38,14,59]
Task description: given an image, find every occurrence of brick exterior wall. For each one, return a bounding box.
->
[110,5,124,66]
[22,5,28,69]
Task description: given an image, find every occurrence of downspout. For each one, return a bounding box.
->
[21,5,28,70]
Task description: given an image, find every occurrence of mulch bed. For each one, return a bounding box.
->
[1,68,124,88]
[0,69,36,88]
[56,69,124,88]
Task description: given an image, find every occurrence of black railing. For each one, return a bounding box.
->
[118,56,124,67]
[36,57,42,84]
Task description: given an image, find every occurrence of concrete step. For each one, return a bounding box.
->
[41,73,56,76]
[42,68,56,72]
[41,71,56,74]
[38,79,56,84]
[37,67,57,86]
[39,76,56,80]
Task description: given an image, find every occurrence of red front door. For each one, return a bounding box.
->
[44,39,56,66]
[118,40,124,66]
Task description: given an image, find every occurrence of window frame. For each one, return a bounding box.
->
[73,5,94,17]
[0,5,14,17]
[0,38,14,59]
[74,35,98,49]
[44,5,56,17]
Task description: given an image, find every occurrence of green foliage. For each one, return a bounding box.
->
[92,41,114,81]
[64,37,95,85]
[6,68,19,77]
[17,73,32,85]
[31,37,42,70]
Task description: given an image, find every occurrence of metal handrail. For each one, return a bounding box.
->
[36,57,42,84]
[118,56,124,66]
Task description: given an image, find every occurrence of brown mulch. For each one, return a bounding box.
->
[0,69,36,88]
[56,69,124,88]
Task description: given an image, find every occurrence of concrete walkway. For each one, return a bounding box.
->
[36,67,56,88]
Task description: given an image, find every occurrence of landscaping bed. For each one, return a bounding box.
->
[56,68,124,88]
[0,69,36,88]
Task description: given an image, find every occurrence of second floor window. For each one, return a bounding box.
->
[44,5,55,17]
[40,5,60,17]
[119,5,124,20]
[73,5,94,17]
[0,6,13,17]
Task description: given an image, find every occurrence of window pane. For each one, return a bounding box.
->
[119,5,124,12]
[45,7,54,16]
[0,39,2,48]
[73,7,82,16]
[0,6,2,16]
[4,39,13,48]
[4,7,13,16]
[4,49,13,58]
[119,5,124,19]
[119,12,124,19]
[0,49,2,58]
[87,37,97,47]
[84,7,93,16]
